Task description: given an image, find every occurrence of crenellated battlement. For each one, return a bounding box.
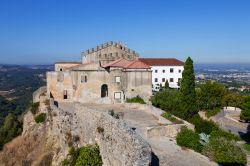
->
[81,41,139,57]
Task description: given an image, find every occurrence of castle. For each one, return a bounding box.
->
[47,42,152,104]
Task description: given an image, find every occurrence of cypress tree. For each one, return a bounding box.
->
[164,80,169,89]
[179,57,197,119]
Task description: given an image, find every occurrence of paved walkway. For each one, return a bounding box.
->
[213,110,250,136]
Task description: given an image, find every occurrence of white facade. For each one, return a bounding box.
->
[151,65,184,91]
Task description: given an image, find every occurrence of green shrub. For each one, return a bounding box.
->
[176,127,202,152]
[126,95,146,104]
[151,89,180,113]
[210,129,240,141]
[205,107,221,118]
[30,102,39,114]
[75,144,102,166]
[202,137,246,166]
[189,114,218,134]
[162,112,182,124]
[240,96,250,122]
[244,144,250,153]
[62,147,80,166]
[35,113,46,123]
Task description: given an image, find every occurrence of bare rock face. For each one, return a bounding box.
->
[0,96,152,166]
[48,101,152,166]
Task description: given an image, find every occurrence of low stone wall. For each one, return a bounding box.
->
[49,100,152,166]
[147,124,186,138]
[224,107,241,117]
[33,86,47,103]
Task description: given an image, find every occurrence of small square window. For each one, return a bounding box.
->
[170,68,174,73]
[162,70,165,73]
[115,76,121,83]
[162,78,165,82]
[179,69,181,73]
[114,92,121,99]
[155,78,158,82]
[170,78,174,82]
[155,70,158,73]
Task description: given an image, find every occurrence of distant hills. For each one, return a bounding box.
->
[195,63,250,73]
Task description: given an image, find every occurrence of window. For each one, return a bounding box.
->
[178,78,182,83]
[179,69,181,73]
[155,78,158,82]
[170,68,174,73]
[115,76,121,83]
[170,78,174,82]
[162,70,165,73]
[63,90,67,99]
[81,75,87,83]
[114,92,121,99]
[162,78,165,82]
[155,70,158,73]
[60,68,62,71]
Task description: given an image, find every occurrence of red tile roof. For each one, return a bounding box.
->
[102,59,131,68]
[103,58,150,69]
[124,60,151,69]
[139,58,184,66]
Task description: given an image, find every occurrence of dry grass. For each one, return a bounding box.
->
[0,132,53,166]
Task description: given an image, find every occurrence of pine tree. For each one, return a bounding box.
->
[179,57,198,119]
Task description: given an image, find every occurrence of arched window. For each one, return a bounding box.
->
[101,84,108,98]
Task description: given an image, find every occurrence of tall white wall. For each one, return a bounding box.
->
[151,66,184,90]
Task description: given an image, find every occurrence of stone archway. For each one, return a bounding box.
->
[101,84,108,98]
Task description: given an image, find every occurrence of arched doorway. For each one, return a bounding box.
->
[101,84,108,98]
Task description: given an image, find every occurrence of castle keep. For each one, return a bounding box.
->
[47,42,152,104]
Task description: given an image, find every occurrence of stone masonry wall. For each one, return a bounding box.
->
[49,100,152,166]
[32,86,47,103]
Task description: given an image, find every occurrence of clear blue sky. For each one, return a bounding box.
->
[0,0,249,64]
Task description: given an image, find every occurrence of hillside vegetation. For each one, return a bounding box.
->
[0,65,49,149]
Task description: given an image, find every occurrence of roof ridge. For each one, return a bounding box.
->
[124,60,137,68]
[102,58,124,68]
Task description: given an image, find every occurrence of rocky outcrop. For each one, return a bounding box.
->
[0,94,152,166]
[49,100,152,166]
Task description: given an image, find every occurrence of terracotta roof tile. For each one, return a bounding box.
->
[125,60,151,69]
[102,59,131,68]
[139,58,184,66]
[103,58,150,69]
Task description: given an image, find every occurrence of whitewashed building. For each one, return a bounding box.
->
[139,58,184,91]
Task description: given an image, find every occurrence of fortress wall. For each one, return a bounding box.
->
[32,86,47,103]
[49,100,152,166]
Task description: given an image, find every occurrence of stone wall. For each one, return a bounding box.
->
[49,100,152,166]
[146,124,187,138]
[32,86,47,103]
